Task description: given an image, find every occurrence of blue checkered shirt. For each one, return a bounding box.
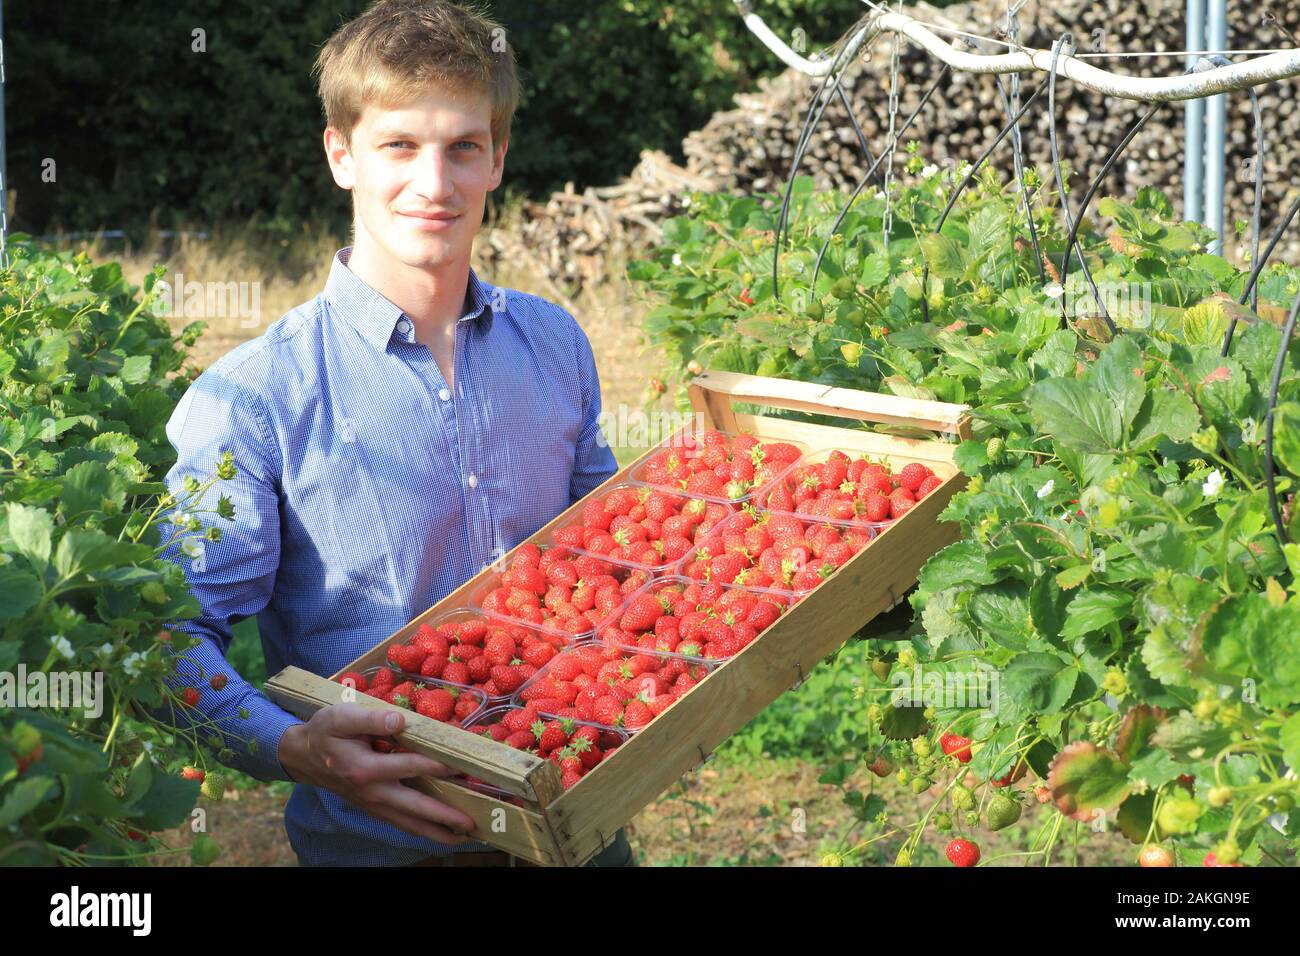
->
[158,247,617,865]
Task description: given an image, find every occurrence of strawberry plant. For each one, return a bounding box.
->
[0,238,245,865]
[632,168,1300,866]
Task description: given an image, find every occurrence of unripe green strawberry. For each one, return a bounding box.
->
[985,437,1004,463]
[190,834,221,866]
[200,771,227,802]
[870,658,891,681]
[1211,838,1241,865]
[1156,794,1202,835]
[867,703,883,724]
[1274,794,1295,812]
[911,776,932,794]
[1207,786,1232,808]
[986,793,1021,831]
[911,737,932,758]
[935,811,953,832]
[964,811,979,827]
[820,851,845,867]
[950,784,974,811]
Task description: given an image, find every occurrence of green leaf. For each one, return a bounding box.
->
[997,653,1078,724]
[952,440,989,474]
[0,564,43,620]
[1275,403,1300,477]
[1026,377,1123,453]
[54,528,149,579]
[1061,589,1133,640]
[59,461,127,519]
[1200,593,1300,706]
[1126,748,1183,791]
[1129,389,1200,452]
[1151,712,1232,761]
[1055,564,1092,590]
[0,778,55,828]
[859,252,890,288]
[917,542,996,594]
[130,770,200,831]
[920,232,965,279]
[1047,742,1130,821]
[4,503,54,570]
[1280,712,1300,772]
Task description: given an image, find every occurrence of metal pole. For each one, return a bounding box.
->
[0,0,8,271]
[1185,0,1206,226]
[1205,0,1228,253]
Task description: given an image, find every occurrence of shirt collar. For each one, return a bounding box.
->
[323,246,496,351]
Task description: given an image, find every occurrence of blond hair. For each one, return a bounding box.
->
[313,0,521,150]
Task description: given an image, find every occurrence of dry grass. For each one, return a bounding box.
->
[62,195,660,427]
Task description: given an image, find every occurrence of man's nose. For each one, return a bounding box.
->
[409,147,455,202]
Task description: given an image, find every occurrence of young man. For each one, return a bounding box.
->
[160,0,626,866]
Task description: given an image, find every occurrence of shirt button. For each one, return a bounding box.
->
[396,318,412,336]
[438,388,451,402]
[467,474,479,489]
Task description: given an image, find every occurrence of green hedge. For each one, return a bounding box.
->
[9,0,875,240]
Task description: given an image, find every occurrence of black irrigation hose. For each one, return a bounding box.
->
[918,82,1046,326]
[995,75,1046,286]
[1219,91,1282,357]
[1263,287,1300,542]
[1219,191,1300,357]
[773,22,874,303]
[1058,101,1164,336]
[809,65,951,294]
[1047,33,1112,334]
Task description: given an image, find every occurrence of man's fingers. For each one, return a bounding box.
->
[376,807,475,846]
[360,750,457,782]
[370,779,477,835]
[328,702,406,737]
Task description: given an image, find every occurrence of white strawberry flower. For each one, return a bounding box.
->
[921,163,939,179]
[1043,282,1065,300]
[50,634,75,660]
[1036,479,1055,499]
[671,253,682,267]
[123,652,146,677]
[1202,469,1225,498]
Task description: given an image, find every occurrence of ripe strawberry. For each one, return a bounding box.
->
[940,733,973,764]
[505,731,536,751]
[620,593,663,632]
[415,687,456,722]
[338,671,368,692]
[181,687,201,707]
[623,700,654,731]
[181,766,205,782]
[945,838,980,867]
[533,719,568,752]
[209,673,228,692]
[917,474,943,497]
[1139,845,1174,867]
[896,462,931,492]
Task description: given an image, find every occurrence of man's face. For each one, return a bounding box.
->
[325,86,506,272]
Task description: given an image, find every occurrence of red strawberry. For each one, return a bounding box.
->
[620,593,663,632]
[415,687,456,722]
[338,671,368,692]
[505,731,536,751]
[181,687,201,707]
[917,474,943,497]
[946,838,980,867]
[623,700,654,731]
[940,733,973,763]
[896,462,930,492]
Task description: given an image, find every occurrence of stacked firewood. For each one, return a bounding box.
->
[483,0,1300,292]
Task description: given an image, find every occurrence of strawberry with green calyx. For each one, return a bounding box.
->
[940,733,973,763]
[200,771,227,802]
[985,794,1021,831]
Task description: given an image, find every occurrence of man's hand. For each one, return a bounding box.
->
[279,705,476,845]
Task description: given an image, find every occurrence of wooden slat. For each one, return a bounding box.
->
[406,778,571,866]
[264,666,560,804]
[690,370,970,434]
[737,414,961,471]
[688,381,740,433]
[546,469,967,864]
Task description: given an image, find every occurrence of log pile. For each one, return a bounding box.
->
[483,0,1300,292]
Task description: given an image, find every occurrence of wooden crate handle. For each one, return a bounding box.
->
[264,666,563,806]
[688,370,972,439]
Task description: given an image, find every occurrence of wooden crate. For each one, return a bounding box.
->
[265,371,971,866]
